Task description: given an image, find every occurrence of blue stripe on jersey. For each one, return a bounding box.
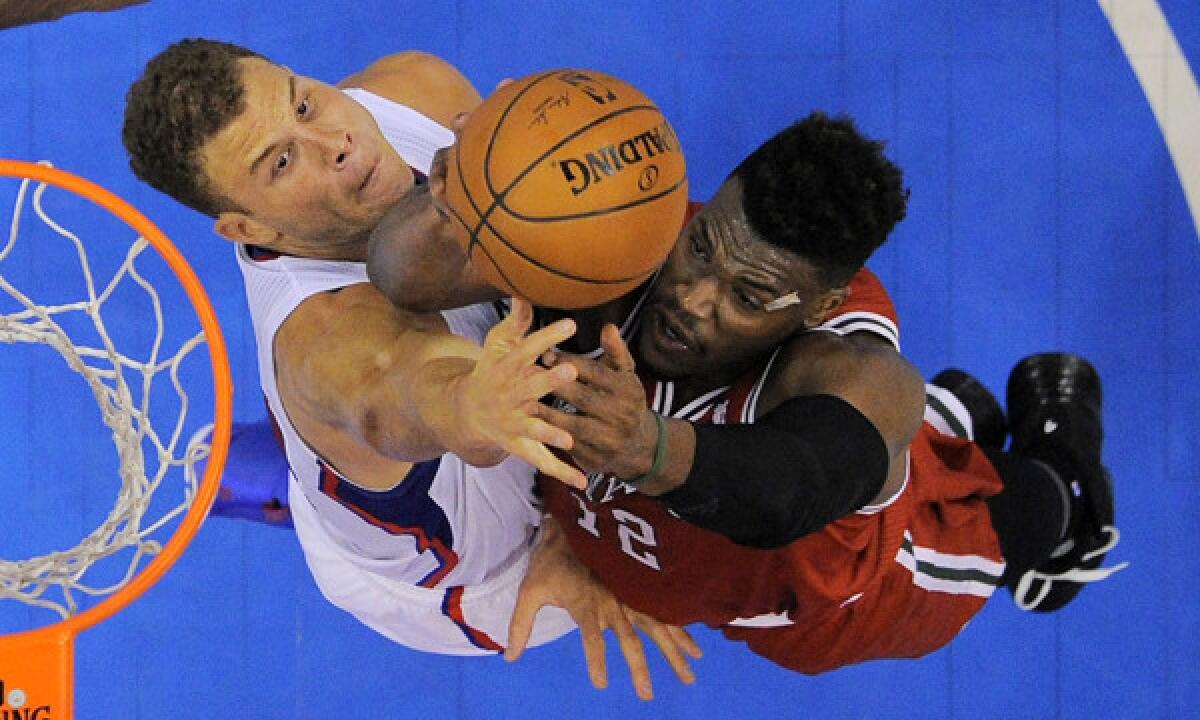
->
[318,457,459,587]
[245,244,281,261]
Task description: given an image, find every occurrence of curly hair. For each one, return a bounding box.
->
[733,112,909,288]
[122,38,263,217]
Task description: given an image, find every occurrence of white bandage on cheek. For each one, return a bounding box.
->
[764,291,802,312]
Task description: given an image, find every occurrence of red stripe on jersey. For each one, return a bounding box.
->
[442,586,504,652]
[263,397,287,450]
[839,268,898,327]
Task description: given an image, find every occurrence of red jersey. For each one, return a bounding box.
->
[541,267,1006,674]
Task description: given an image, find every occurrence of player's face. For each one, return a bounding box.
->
[201,57,415,257]
[637,177,828,382]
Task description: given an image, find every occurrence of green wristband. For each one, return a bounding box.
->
[628,412,668,487]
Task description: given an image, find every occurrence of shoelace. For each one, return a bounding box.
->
[1013,525,1130,611]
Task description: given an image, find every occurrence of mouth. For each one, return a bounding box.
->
[648,305,699,355]
[357,158,380,202]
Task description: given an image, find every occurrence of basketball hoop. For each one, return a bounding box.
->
[0,160,232,719]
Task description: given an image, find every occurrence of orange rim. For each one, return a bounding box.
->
[0,159,233,640]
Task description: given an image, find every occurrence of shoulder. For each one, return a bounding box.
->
[773,330,881,384]
[338,51,458,89]
[285,281,383,322]
[762,330,924,418]
[337,51,482,128]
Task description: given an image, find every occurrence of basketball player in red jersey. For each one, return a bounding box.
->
[515,113,1127,672]
[369,112,1126,674]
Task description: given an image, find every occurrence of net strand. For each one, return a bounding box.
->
[0,170,213,620]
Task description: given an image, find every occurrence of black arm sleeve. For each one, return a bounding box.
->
[657,394,890,549]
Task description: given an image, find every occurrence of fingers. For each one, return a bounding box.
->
[544,324,635,380]
[578,623,610,691]
[517,363,577,406]
[486,297,534,348]
[626,609,701,686]
[640,623,696,686]
[669,625,704,659]
[568,605,699,702]
[509,295,533,325]
[542,371,597,414]
[545,349,605,386]
[610,615,654,701]
[599,323,636,373]
[514,412,573,452]
[544,342,633,397]
[488,316,575,373]
[580,609,654,701]
[504,588,541,663]
[509,438,586,489]
[530,403,584,437]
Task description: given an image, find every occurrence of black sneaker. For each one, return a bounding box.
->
[1005,353,1127,612]
[931,368,1008,450]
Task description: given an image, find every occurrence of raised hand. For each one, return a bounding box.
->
[536,323,661,479]
[506,516,700,700]
[448,297,586,487]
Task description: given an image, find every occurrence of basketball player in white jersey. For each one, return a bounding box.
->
[121,38,698,699]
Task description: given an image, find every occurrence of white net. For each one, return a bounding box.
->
[0,167,214,620]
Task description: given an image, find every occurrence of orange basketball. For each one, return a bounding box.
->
[443,68,688,309]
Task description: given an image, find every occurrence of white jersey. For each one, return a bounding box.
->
[236,88,573,654]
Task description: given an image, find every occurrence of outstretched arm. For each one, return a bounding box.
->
[276,284,584,487]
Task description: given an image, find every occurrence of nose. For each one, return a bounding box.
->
[676,275,719,318]
[331,131,352,169]
[302,125,353,169]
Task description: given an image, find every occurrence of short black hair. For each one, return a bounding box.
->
[733,112,909,287]
[122,38,264,217]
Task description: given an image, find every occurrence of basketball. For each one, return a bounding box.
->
[442,69,688,309]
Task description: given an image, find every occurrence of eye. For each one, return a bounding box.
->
[689,232,711,262]
[733,286,763,310]
[296,97,311,118]
[273,147,292,176]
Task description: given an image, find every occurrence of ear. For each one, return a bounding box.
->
[803,286,850,328]
[213,211,281,248]
[428,146,451,201]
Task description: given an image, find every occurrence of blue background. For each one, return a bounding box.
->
[1,1,1197,718]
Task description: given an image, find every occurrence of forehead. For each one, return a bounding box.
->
[234,56,291,104]
[686,177,812,286]
[199,58,291,189]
